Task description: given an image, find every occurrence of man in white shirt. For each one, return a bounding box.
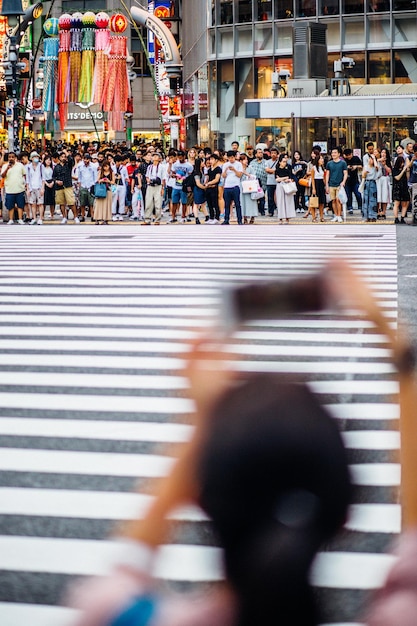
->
[221,150,243,225]
[26,151,45,224]
[77,154,97,222]
[143,153,166,225]
[265,147,279,216]
[112,155,129,221]
[2,152,26,224]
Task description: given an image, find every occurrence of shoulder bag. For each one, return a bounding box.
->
[282,181,297,195]
[94,182,107,198]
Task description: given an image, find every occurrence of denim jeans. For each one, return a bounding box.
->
[266,185,276,216]
[345,181,362,212]
[224,186,242,224]
[362,180,377,220]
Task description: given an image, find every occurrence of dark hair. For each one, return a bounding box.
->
[293,150,303,160]
[343,148,352,156]
[278,153,288,164]
[366,142,374,149]
[332,146,342,155]
[395,155,406,170]
[227,150,237,158]
[312,154,325,171]
[177,150,186,157]
[198,375,351,626]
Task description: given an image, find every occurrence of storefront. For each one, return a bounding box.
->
[245,85,417,156]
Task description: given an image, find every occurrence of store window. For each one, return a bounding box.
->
[275,24,293,51]
[237,0,253,22]
[255,58,274,98]
[62,0,102,9]
[257,0,273,19]
[369,51,391,83]
[220,0,234,24]
[131,28,151,77]
[218,28,234,55]
[275,0,294,18]
[296,0,317,15]
[367,0,390,11]
[236,26,254,54]
[320,0,340,15]
[324,20,341,46]
[393,0,414,8]
[345,52,365,83]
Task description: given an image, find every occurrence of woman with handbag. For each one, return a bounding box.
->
[292,151,308,213]
[275,154,296,223]
[240,153,259,224]
[310,154,326,222]
[94,159,115,225]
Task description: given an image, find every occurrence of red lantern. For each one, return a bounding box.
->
[95,11,109,29]
[109,13,128,33]
[58,14,72,31]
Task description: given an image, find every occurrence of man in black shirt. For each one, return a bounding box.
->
[53,152,77,224]
[343,148,362,215]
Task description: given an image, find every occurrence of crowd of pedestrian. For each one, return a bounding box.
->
[1,137,417,225]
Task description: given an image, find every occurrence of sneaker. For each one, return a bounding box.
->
[79,216,85,222]
[221,221,230,225]
[195,217,201,224]
[30,218,36,225]
[168,218,177,223]
[348,209,353,215]
[394,217,400,224]
[37,219,43,225]
[213,219,220,224]
[61,218,67,224]
[181,217,187,223]
[296,208,301,213]
[207,219,215,225]
[74,217,80,224]
[129,216,138,221]
[17,219,25,225]
[186,217,192,222]
[205,216,210,222]
[400,217,407,224]
[7,219,14,224]
[337,216,343,223]
[112,215,118,222]
[118,214,124,221]
[331,216,338,222]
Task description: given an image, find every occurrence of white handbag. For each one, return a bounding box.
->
[241,179,258,193]
[282,181,297,195]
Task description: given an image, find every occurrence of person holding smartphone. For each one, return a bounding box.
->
[1,152,26,224]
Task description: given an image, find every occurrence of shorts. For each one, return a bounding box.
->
[172,188,188,205]
[79,187,94,207]
[28,189,43,205]
[167,186,173,200]
[328,186,341,201]
[5,191,25,210]
[193,186,206,205]
[55,186,76,206]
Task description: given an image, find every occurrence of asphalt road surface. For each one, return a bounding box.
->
[0,223,410,626]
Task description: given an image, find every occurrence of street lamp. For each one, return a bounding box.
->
[0,0,25,153]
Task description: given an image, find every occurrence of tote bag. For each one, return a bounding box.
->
[282,181,297,195]
[242,179,258,193]
[94,182,107,198]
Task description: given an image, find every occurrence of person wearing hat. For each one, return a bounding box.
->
[26,151,45,224]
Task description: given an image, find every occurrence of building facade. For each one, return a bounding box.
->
[182,0,417,154]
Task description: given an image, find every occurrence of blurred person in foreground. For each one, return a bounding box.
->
[65,263,403,626]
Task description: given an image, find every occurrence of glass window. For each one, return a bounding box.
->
[367,0,390,11]
[275,24,293,51]
[394,16,417,45]
[254,24,273,52]
[274,0,294,18]
[237,0,253,22]
[209,31,216,57]
[236,26,254,54]
[343,0,364,12]
[220,0,234,24]
[62,0,102,9]
[257,0,273,19]
[369,51,391,83]
[210,0,216,26]
[394,50,417,82]
[393,0,415,9]
[344,20,365,45]
[320,0,340,15]
[324,20,341,46]
[345,52,365,83]
[296,0,317,15]
[255,58,274,98]
[236,59,254,109]
[218,28,234,55]
[368,17,391,44]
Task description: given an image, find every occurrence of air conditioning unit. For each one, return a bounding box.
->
[293,22,327,80]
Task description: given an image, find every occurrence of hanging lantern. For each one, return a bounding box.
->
[109,13,128,34]
[43,17,59,37]
[58,14,72,30]
[71,12,83,29]
[82,12,96,28]
[95,12,109,29]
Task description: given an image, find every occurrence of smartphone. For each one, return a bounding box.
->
[221,274,329,329]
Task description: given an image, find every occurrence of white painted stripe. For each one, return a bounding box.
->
[310,551,395,589]
[0,488,207,521]
[0,536,224,581]
[341,431,400,450]
[0,352,397,375]
[346,504,401,533]
[0,392,193,414]
[0,603,77,626]
[0,372,399,397]
[0,285,217,296]
[0,306,216,318]
[0,313,398,331]
[0,326,393,345]
[0,417,193,442]
[327,403,399,420]
[0,535,396,589]
[0,371,189,391]
[350,463,401,486]
[0,339,394,358]
[0,448,174,477]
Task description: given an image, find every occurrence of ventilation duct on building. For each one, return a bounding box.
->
[293,22,328,80]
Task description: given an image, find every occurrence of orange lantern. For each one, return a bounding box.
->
[109,13,128,33]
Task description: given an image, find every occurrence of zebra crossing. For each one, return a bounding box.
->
[0,224,399,626]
